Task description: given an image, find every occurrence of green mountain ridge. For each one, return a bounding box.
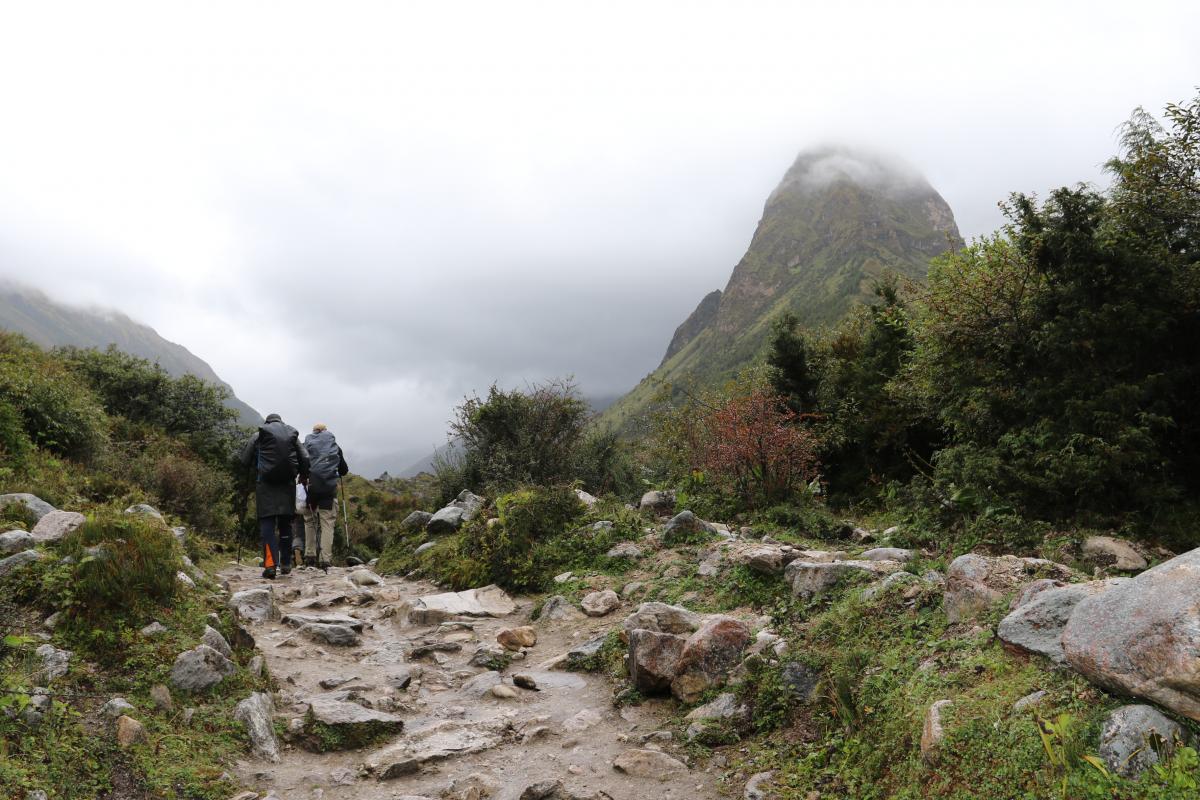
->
[0,282,262,428]
[603,146,962,432]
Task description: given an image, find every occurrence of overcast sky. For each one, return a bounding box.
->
[1,1,1197,476]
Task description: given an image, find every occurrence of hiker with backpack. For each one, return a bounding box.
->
[301,422,349,569]
[239,413,310,579]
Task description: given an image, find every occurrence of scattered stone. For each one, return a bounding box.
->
[235,692,280,762]
[621,602,702,636]
[943,554,1075,623]
[662,510,717,544]
[744,771,775,800]
[248,655,266,678]
[497,626,537,650]
[671,616,751,703]
[1062,548,1200,720]
[30,510,85,544]
[349,569,384,586]
[229,588,276,623]
[0,492,56,521]
[1013,690,1048,712]
[414,542,435,556]
[149,683,173,712]
[606,542,643,560]
[780,661,821,703]
[562,707,603,733]
[861,570,923,601]
[1083,535,1148,571]
[115,715,146,748]
[298,623,361,647]
[581,589,619,617]
[281,612,365,631]
[565,635,608,670]
[1099,704,1186,778]
[737,545,786,576]
[921,700,952,762]
[406,585,515,625]
[685,692,748,740]
[170,645,235,692]
[0,530,35,555]
[490,683,518,699]
[638,490,675,516]
[612,749,688,780]
[0,549,44,578]
[201,625,233,659]
[513,674,539,691]
[861,547,914,562]
[102,697,136,718]
[553,571,574,583]
[34,644,70,681]
[998,579,1125,665]
[540,595,583,622]
[469,643,511,669]
[575,489,598,507]
[426,491,486,533]
[124,503,163,520]
[620,581,645,598]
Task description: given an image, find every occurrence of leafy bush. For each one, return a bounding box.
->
[0,333,108,460]
[50,511,181,636]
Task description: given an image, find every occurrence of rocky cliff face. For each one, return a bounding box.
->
[604,147,961,431]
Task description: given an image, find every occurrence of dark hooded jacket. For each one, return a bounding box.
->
[239,414,310,518]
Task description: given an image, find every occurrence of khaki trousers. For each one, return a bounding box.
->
[304,505,336,564]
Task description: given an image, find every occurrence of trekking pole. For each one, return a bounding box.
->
[338,476,352,566]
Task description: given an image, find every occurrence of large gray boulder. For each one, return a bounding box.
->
[234,692,280,762]
[426,505,467,534]
[638,490,675,516]
[628,629,687,694]
[1098,704,1186,778]
[201,625,233,659]
[0,493,55,522]
[1062,547,1200,720]
[228,588,276,623]
[943,554,1075,623]
[399,510,432,532]
[998,579,1127,665]
[786,559,897,598]
[0,549,44,578]
[0,530,35,555]
[170,645,235,692]
[30,510,85,544]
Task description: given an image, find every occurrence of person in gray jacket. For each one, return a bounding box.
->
[302,422,349,568]
[239,413,310,579]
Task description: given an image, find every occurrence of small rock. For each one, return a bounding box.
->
[400,510,433,532]
[612,748,688,780]
[0,530,35,555]
[298,623,361,647]
[30,510,85,544]
[414,541,435,556]
[140,621,167,637]
[176,571,196,589]
[638,490,675,516]
[235,692,280,762]
[606,542,643,560]
[562,707,603,733]
[202,625,233,659]
[1099,704,1186,778]
[540,595,582,622]
[497,626,537,650]
[0,492,56,521]
[248,655,266,678]
[512,674,539,691]
[170,645,235,692]
[860,547,914,562]
[349,569,384,586]
[34,644,71,681]
[921,700,952,762]
[490,683,518,699]
[581,589,620,617]
[553,571,574,584]
[115,715,146,748]
[780,661,821,703]
[744,771,775,800]
[0,549,44,579]
[229,587,277,623]
[101,697,135,718]
[1013,690,1048,712]
[124,503,163,519]
[662,510,717,544]
[1083,535,1148,571]
[574,489,598,507]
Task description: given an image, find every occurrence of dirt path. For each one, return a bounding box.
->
[219,562,727,800]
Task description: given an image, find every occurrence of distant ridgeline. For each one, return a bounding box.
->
[0,282,261,428]
[601,147,962,433]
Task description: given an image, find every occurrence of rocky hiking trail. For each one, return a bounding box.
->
[218,561,725,800]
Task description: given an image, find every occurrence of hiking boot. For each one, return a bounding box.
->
[280,566,292,576]
[304,555,317,568]
[262,567,277,579]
